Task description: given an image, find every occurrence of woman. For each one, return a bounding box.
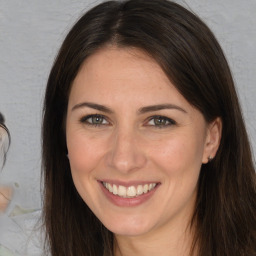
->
[42,0,256,255]
[0,113,10,170]
[0,112,12,212]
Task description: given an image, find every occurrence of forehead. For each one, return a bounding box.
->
[69,46,188,106]
[75,46,168,87]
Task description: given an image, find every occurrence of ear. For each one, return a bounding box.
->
[202,117,222,164]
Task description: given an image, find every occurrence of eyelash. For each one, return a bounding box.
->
[79,114,176,128]
[146,115,176,128]
[80,114,109,127]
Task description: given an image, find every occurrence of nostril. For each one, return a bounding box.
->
[106,131,147,173]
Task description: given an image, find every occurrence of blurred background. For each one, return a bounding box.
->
[0,0,255,255]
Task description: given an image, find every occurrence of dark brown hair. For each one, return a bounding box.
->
[42,0,256,255]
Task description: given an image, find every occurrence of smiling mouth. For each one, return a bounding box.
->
[102,182,158,198]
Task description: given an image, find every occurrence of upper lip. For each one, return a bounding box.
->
[99,179,160,187]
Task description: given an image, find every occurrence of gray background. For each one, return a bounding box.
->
[0,0,255,255]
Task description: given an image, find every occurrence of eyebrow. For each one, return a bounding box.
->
[71,102,113,113]
[138,104,187,114]
[71,102,187,114]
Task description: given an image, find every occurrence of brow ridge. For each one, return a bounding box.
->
[71,102,113,113]
[138,104,187,114]
[72,102,187,114]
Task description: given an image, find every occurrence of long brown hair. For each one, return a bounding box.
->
[42,1,256,255]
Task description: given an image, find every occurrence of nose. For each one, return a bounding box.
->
[106,128,147,173]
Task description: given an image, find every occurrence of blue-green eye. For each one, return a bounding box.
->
[80,114,109,126]
[147,116,175,127]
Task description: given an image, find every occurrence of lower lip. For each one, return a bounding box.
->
[99,182,159,207]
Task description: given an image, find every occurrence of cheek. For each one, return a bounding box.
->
[150,136,204,213]
[150,133,205,177]
[66,128,106,174]
[66,132,104,205]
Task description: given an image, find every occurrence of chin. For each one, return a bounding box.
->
[102,215,153,237]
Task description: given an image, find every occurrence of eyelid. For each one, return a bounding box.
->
[79,114,176,128]
[145,115,176,127]
[79,114,110,126]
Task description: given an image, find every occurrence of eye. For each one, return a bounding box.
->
[146,115,176,128]
[80,114,109,126]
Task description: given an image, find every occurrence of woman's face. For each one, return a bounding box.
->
[66,47,219,237]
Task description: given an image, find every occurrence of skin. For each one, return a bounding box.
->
[0,126,12,213]
[66,46,222,255]
[0,186,12,212]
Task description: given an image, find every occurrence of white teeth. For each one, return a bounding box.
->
[103,182,157,198]
[143,184,148,193]
[137,185,143,195]
[127,186,136,197]
[113,184,118,195]
[108,183,113,193]
[118,185,126,196]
